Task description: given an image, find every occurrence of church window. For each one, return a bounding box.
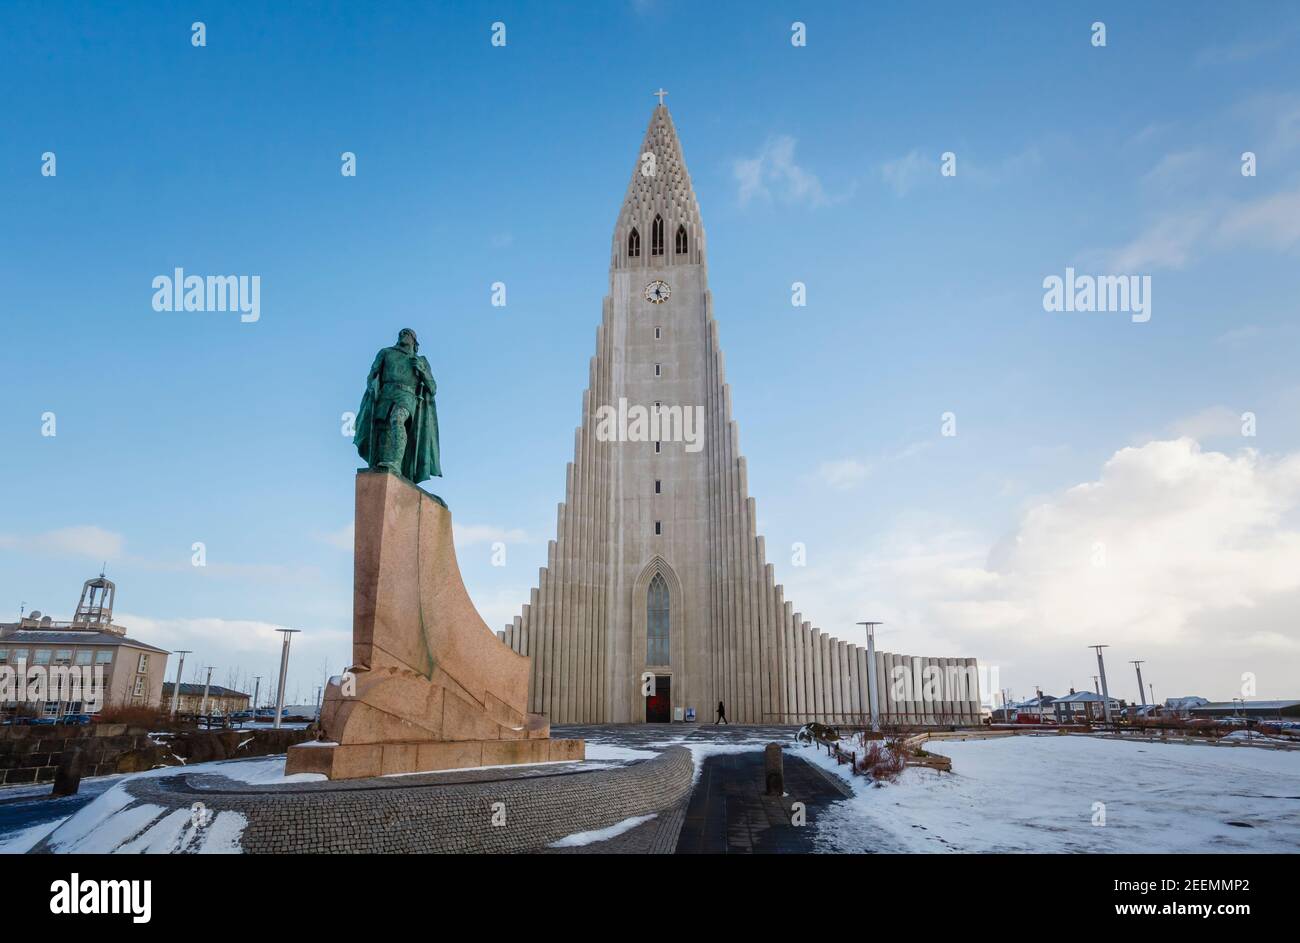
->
[647,573,669,665]
[651,215,664,255]
[628,227,641,258]
[655,480,662,494]
[654,441,661,454]
[655,363,661,377]
[675,224,687,254]
[654,326,661,339]
[654,521,663,536]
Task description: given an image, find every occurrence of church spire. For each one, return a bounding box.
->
[612,97,705,270]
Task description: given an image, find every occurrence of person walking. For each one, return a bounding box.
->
[715,700,728,724]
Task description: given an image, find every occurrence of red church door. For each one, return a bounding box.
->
[646,676,671,723]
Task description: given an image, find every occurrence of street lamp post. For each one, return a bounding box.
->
[198,666,214,720]
[1129,660,1146,707]
[273,628,300,729]
[1089,645,1112,725]
[169,650,191,719]
[855,622,882,731]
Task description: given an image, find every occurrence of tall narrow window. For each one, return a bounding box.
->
[654,326,661,339]
[628,227,641,258]
[647,573,669,665]
[675,224,688,254]
[655,479,662,494]
[651,214,664,255]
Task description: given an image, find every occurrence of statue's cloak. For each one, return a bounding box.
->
[354,347,442,484]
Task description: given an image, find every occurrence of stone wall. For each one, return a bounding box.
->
[0,724,153,784]
[0,724,316,784]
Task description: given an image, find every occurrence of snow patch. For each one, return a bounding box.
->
[549,813,657,847]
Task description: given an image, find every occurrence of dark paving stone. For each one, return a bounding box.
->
[674,750,849,854]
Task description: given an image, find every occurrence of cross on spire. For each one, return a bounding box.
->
[653,88,668,106]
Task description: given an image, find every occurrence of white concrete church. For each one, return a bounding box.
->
[499,97,982,726]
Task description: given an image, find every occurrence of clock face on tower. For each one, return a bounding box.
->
[644,279,671,304]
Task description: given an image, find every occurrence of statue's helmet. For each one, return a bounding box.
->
[398,328,418,350]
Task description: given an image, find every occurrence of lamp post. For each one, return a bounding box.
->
[1129,660,1146,707]
[198,666,214,720]
[855,622,882,731]
[252,676,262,718]
[169,650,191,719]
[1089,645,1112,724]
[273,628,300,729]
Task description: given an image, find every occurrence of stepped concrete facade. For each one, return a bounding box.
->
[499,102,982,725]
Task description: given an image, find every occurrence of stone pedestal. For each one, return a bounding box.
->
[286,469,582,779]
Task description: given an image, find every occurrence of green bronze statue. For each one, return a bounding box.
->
[355,328,441,484]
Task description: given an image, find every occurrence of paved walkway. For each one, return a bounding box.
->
[675,750,850,853]
[545,724,852,853]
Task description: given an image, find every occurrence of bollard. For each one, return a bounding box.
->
[52,746,85,797]
[764,742,784,795]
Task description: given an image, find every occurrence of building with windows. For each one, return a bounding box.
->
[0,574,170,719]
[159,683,250,716]
[495,100,981,725]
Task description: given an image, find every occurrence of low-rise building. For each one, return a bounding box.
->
[1188,700,1300,722]
[160,683,251,716]
[1052,689,1124,723]
[0,574,170,719]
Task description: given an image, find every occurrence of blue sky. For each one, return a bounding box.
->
[2,1,1299,705]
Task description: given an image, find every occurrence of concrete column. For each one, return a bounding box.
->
[819,632,832,723]
[848,644,861,720]
[795,621,806,723]
[554,499,571,722]
[842,639,852,723]
[828,636,843,723]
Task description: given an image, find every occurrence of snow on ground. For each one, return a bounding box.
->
[583,743,660,762]
[33,755,320,853]
[548,813,657,847]
[0,817,69,854]
[798,734,1300,853]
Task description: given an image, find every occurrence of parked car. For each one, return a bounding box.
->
[62,713,93,726]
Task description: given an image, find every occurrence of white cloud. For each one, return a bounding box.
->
[1196,34,1287,67]
[1102,211,1212,271]
[815,459,871,490]
[0,525,125,561]
[1216,186,1300,250]
[1099,184,1300,271]
[734,136,832,208]
[316,523,353,551]
[880,148,929,197]
[1140,148,1210,190]
[316,521,527,550]
[1166,406,1245,441]
[454,523,530,545]
[784,438,1300,699]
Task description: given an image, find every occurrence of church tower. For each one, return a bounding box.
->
[501,98,983,726]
